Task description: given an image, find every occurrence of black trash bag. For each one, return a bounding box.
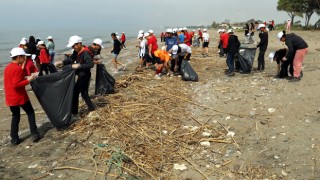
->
[48,63,58,73]
[95,64,116,95]
[180,60,198,81]
[235,47,257,73]
[31,70,75,128]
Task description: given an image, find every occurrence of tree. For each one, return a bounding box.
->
[302,0,318,27]
[277,0,303,26]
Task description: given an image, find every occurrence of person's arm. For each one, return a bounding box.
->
[12,69,31,88]
[285,40,294,60]
[78,51,94,69]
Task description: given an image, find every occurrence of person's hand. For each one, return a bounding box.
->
[55,61,63,67]
[72,64,81,69]
[282,57,287,61]
[27,73,38,82]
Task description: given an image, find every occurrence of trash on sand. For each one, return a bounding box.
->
[28,163,38,169]
[202,132,211,137]
[227,131,235,137]
[200,141,211,147]
[173,164,187,171]
[268,108,276,113]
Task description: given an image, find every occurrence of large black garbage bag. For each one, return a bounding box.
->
[48,63,58,73]
[31,70,75,128]
[180,60,198,81]
[95,64,115,95]
[235,47,257,73]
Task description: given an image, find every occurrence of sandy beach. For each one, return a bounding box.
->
[0,30,320,179]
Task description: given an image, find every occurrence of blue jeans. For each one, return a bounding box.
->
[226,53,235,72]
[49,51,55,64]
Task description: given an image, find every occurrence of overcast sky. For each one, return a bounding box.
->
[0,0,318,30]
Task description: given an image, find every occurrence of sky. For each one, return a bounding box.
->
[0,0,318,30]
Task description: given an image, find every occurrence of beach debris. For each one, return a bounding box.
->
[162,130,168,134]
[227,131,235,137]
[282,170,288,176]
[173,164,187,171]
[268,108,276,113]
[200,141,211,147]
[202,132,211,137]
[274,155,280,159]
[225,116,231,120]
[28,163,38,169]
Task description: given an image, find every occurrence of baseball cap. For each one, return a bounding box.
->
[178,28,183,31]
[183,27,187,30]
[171,45,179,55]
[10,47,30,57]
[217,29,222,33]
[277,31,284,40]
[67,35,82,48]
[228,29,234,33]
[19,39,27,45]
[137,33,143,39]
[258,24,266,29]
[93,38,104,48]
[138,30,144,34]
[203,29,207,32]
[173,28,178,33]
[166,28,173,33]
[148,30,154,34]
[144,33,150,37]
[47,36,53,39]
[37,41,45,46]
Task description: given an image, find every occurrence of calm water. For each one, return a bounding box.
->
[0,27,165,65]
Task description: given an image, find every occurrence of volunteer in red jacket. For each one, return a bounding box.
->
[121,32,126,49]
[4,47,41,145]
[37,41,50,76]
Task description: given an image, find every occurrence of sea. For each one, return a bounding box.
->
[0,26,165,65]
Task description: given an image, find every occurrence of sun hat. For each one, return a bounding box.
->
[277,31,284,40]
[93,38,104,48]
[171,45,179,55]
[258,24,266,29]
[148,30,154,34]
[144,33,150,37]
[139,30,144,34]
[19,39,27,45]
[37,41,45,46]
[10,47,30,57]
[67,35,82,48]
[46,36,53,39]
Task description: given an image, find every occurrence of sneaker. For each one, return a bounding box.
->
[300,71,303,78]
[227,72,235,77]
[155,74,161,79]
[288,77,301,82]
[72,114,81,121]
[31,133,41,143]
[11,138,21,146]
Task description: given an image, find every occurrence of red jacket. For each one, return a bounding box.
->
[4,62,30,106]
[39,48,50,64]
[121,34,126,42]
[221,33,229,49]
[24,58,38,76]
[184,31,191,46]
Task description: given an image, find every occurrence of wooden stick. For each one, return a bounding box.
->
[200,138,232,144]
[53,166,113,176]
[178,152,210,180]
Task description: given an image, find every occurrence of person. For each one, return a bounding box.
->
[154,47,172,76]
[286,19,291,32]
[169,44,192,74]
[160,32,165,42]
[4,47,41,145]
[88,38,104,64]
[190,30,195,45]
[250,22,255,33]
[55,35,95,116]
[27,36,37,55]
[269,48,293,78]
[277,31,308,82]
[146,30,159,69]
[183,27,191,46]
[202,29,210,56]
[165,28,178,52]
[46,36,55,64]
[111,33,126,73]
[178,28,185,44]
[136,33,146,68]
[256,24,268,71]
[244,23,250,36]
[37,41,51,76]
[218,29,229,57]
[225,29,241,76]
[197,28,203,45]
[121,32,126,49]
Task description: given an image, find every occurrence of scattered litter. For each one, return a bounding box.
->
[268,108,276,113]
[282,170,288,176]
[162,130,168,134]
[200,141,211,147]
[202,132,211,137]
[227,131,235,137]
[28,163,38,169]
[173,164,187,171]
[225,116,231,120]
[274,155,280,159]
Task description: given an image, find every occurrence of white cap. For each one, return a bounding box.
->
[268,52,275,61]
[277,31,284,40]
[166,28,173,33]
[137,33,143,39]
[19,39,27,45]
[138,30,144,34]
[115,32,118,35]
[10,47,30,57]
[148,30,154,34]
[122,32,125,33]
[228,29,234,33]
[93,38,104,48]
[178,28,182,31]
[173,28,178,33]
[217,29,222,33]
[221,29,226,32]
[171,45,179,55]
[258,24,266,29]
[203,29,207,32]
[183,27,187,30]
[67,35,82,48]
[37,41,45,46]
[144,33,150,37]
[47,36,53,39]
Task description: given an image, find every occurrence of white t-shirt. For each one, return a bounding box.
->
[203,32,210,42]
[139,39,146,56]
[179,43,192,56]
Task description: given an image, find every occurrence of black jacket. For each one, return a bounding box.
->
[226,35,241,55]
[63,47,94,77]
[112,39,122,54]
[285,33,308,60]
[257,32,268,51]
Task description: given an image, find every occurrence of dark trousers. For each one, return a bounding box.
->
[219,42,225,56]
[121,41,126,48]
[39,63,49,76]
[257,50,266,70]
[226,53,235,72]
[9,101,38,139]
[72,74,95,114]
[171,55,184,72]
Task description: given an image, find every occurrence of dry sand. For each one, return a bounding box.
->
[0,30,320,179]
